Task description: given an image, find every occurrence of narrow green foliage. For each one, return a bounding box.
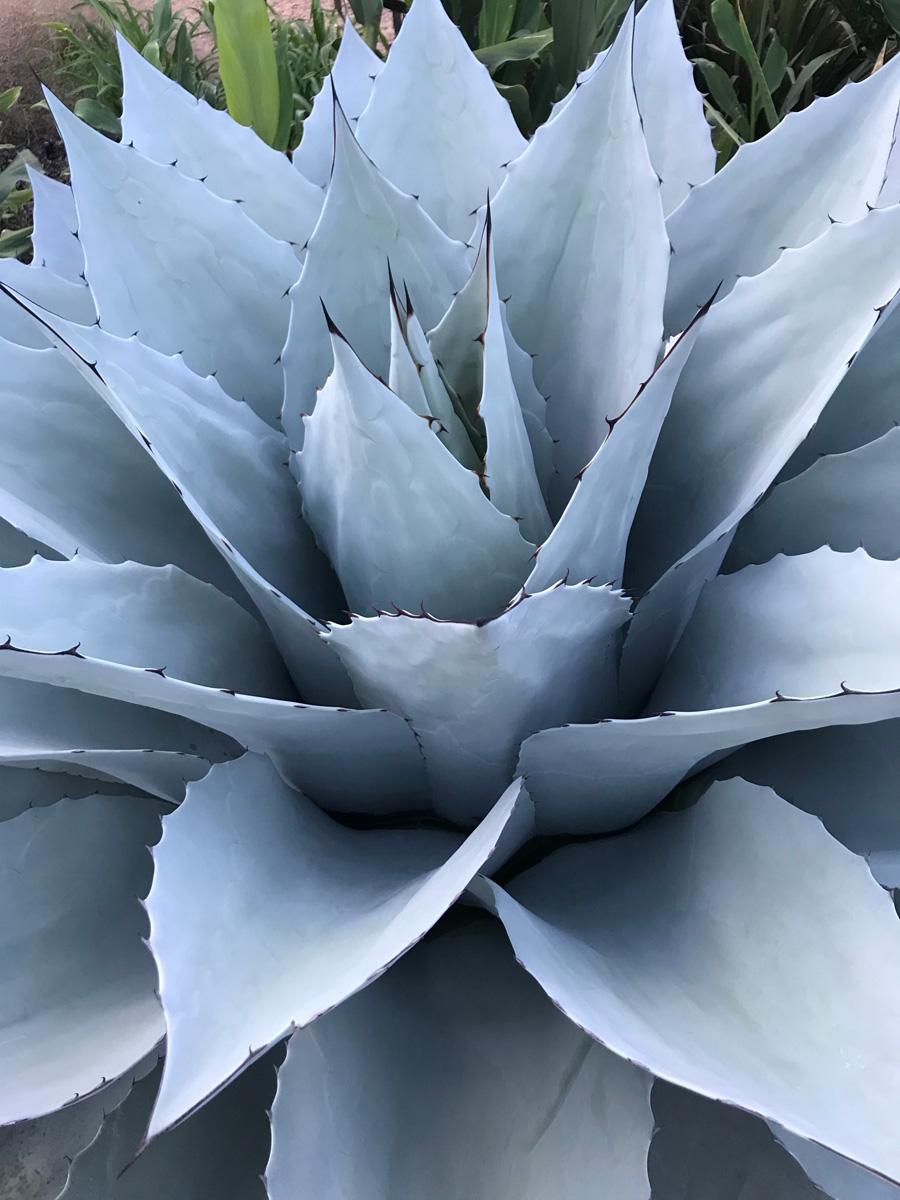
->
[213,0,283,145]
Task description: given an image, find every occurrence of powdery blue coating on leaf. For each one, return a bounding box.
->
[631,206,900,593]
[26,168,83,283]
[0,648,427,813]
[15,312,355,704]
[266,920,654,1200]
[649,1081,825,1200]
[488,779,900,1183]
[327,583,629,824]
[355,0,526,241]
[0,749,210,808]
[293,19,383,188]
[727,427,900,568]
[664,52,900,333]
[528,316,702,593]
[0,556,295,697]
[702,717,900,888]
[60,1052,276,1200]
[117,33,324,255]
[649,548,900,712]
[296,333,534,621]
[492,9,669,514]
[0,255,95,333]
[0,794,166,1124]
[281,103,470,445]
[517,686,900,835]
[478,228,551,544]
[0,336,232,594]
[145,755,528,1138]
[772,1125,900,1200]
[44,90,301,427]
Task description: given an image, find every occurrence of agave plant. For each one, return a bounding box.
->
[4,0,900,1195]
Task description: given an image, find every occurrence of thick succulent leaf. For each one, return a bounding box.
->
[499,306,554,496]
[0,1054,160,1200]
[479,224,551,544]
[0,556,294,698]
[45,91,300,426]
[518,686,900,834]
[292,19,382,188]
[784,293,900,477]
[145,755,528,1138]
[327,583,630,824]
[630,0,715,214]
[296,331,534,620]
[527,317,702,593]
[60,1051,277,1200]
[354,0,525,241]
[117,33,323,253]
[266,918,653,1200]
[0,794,165,1123]
[0,651,426,813]
[773,1126,900,1200]
[705,718,900,887]
[649,1082,825,1200]
[389,288,479,466]
[492,11,669,513]
[727,428,900,568]
[628,206,900,593]
[26,168,83,282]
[664,55,900,333]
[281,101,469,444]
[487,778,900,1182]
[0,336,230,592]
[650,548,900,713]
[12,310,354,704]
[0,256,95,330]
[0,751,209,807]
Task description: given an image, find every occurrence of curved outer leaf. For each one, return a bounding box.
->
[296,332,534,621]
[292,19,383,188]
[0,649,427,814]
[649,1082,826,1200]
[281,100,469,446]
[0,750,210,807]
[354,0,526,241]
[326,583,630,824]
[0,335,232,595]
[26,168,83,282]
[664,54,900,333]
[784,292,900,477]
[705,718,900,888]
[650,548,900,713]
[60,1052,277,1200]
[492,11,669,514]
[727,427,900,569]
[479,224,551,544]
[487,779,900,1183]
[773,1126,900,1200]
[117,34,323,255]
[631,0,715,214]
[267,920,654,1200]
[0,256,95,332]
[45,91,300,427]
[145,755,529,1138]
[527,316,702,593]
[11,308,355,705]
[0,556,294,698]
[0,794,165,1123]
[628,205,900,595]
[517,687,900,834]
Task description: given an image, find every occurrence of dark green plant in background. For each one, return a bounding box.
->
[0,89,40,261]
[680,0,900,164]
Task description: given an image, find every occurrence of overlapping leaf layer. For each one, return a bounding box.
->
[2,1,900,1194]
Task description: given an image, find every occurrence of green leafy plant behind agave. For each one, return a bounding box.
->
[3,1,900,1195]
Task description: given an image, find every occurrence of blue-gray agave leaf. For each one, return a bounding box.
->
[5,0,900,1191]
